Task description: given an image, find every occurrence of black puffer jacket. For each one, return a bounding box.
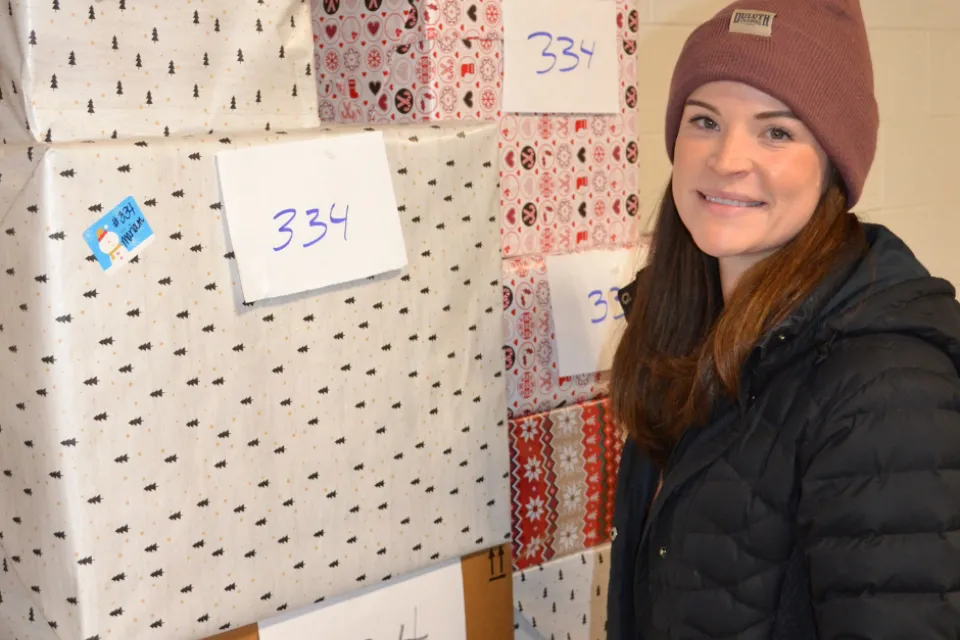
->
[607,223,960,640]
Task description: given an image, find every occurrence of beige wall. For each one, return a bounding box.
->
[633,0,960,285]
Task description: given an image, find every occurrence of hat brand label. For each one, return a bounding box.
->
[729,10,775,36]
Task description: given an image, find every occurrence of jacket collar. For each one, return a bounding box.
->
[747,222,960,389]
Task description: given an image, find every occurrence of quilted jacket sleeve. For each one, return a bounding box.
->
[798,341,960,640]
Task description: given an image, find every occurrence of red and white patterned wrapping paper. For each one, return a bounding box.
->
[310,0,642,258]
[508,398,622,571]
[504,249,640,418]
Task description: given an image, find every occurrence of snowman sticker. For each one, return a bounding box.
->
[83,196,154,273]
[96,226,127,266]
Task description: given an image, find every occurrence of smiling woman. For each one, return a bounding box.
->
[672,80,834,298]
[606,0,960,639]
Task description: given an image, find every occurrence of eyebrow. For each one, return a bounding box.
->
[685,99,798,120]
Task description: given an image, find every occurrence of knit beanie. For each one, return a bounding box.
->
[664,0,879,207]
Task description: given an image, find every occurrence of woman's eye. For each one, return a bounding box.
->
[768,127,794,142]
[689,115,718,130]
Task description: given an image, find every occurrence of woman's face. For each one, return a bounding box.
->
[671,81,830,275]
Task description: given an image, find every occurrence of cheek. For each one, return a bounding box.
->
[672,137,706,179]
[764,152,826,205]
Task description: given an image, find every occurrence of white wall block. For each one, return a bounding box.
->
[861,0,960,30]
[930,31,960,116]
[649,0,731,25]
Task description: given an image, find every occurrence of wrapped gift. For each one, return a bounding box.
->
[509,399,622,570]
[513,543,611,640]
[498,111,641,258]
[503,253,613,418]
[0,122,509,640]
[0,0,319,144]
[310,0,500,125]
[310,0,642,258]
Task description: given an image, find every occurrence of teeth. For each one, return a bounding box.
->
[704,195,763,207]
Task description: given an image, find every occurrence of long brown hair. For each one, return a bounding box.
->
[610,169,866,468]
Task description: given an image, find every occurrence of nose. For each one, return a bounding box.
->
[707,125,753,177]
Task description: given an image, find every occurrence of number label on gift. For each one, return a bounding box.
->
[527,32,596,74]
[272,204,349,252]
[216,131,408,303]
[503,0,618,113]
[587,287,626,324]
[83,196,155,274]
[545,248,640,376]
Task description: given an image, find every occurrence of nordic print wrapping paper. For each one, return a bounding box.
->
[0,0,319,144]
[0,122,509,640]
[509,398,621,571]
[310,0,642,258]
[513,543,611,640]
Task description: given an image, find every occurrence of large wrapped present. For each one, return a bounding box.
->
[0,0,320,144]
[310,0,643,258]
[0,122,509,640]
[509,399,622,570]
[513,543,611,640]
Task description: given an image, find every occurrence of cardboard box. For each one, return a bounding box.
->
[0,122,509,640]
[205,544,515,640]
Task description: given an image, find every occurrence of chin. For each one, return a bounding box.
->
[688,232,753,259]
[681,216,752,259]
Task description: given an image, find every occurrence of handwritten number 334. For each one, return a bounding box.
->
[273,204,349,252]
[528,32,596,74]
[589,288,625,324]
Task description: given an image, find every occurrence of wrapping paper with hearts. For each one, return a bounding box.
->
[310,0,642,259]
[0,122,509,640]
[0,0,319,144]
[513,543,611,640]
[509,398,622,571]
[503,252,628,419]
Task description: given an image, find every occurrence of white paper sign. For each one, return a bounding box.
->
[258,558,467,640]
[545,248,637,377]
[502,0,619,114]
[216,132,408,302]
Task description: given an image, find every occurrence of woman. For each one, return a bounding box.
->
[607,0,960,638]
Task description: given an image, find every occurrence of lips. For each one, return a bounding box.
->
[698,190,765,207]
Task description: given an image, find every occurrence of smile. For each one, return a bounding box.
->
[698,191,765,208]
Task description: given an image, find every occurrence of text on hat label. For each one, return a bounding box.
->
[729,10,775,37]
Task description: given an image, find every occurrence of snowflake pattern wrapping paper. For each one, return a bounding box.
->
[0,0,320,144]
[310,0,643,259]
[513,543,611,640]
[509,399,621,571]
[0,122,510,640]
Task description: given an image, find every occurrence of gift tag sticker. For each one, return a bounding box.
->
[83,196,155,273]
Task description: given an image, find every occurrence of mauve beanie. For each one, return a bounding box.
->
[664,0,879,207]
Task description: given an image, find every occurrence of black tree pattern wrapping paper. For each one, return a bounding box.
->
[513,543,610,640]
[0,1,320,144]
[0,122,509,640]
